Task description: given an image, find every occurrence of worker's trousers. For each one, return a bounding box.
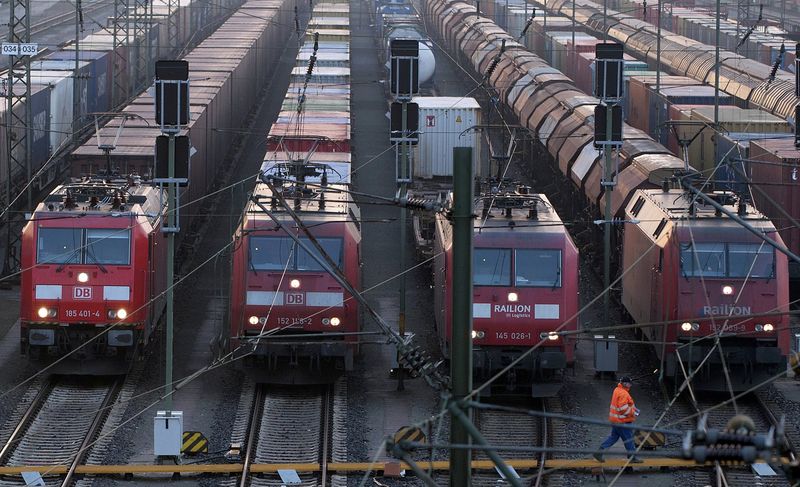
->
[600,425,636,452]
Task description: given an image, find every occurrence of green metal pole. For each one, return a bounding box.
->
[165,132,175,412]
[450,147,473,487]
[450,402,523,487]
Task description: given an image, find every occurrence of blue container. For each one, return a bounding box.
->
[42,50,112,119]
[28,84,51,170]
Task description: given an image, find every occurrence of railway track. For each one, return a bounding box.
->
[232,379,346,487]
[465,398,566,486]
[0,375,123,487]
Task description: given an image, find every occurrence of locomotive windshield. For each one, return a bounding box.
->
[249,236,343,271]
[473,248,511,286]
[680,242,774,278]
[515,249,562,287]
[37,227,130,265]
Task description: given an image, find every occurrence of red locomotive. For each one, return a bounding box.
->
[228,159,361,381]
[622,188,790,390]
[20,177,167,373]
[433,182,579,396]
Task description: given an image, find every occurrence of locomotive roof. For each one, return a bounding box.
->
[628,188,777,242]
[245,181,356,223]
[35,178,165,226]
[473,193,565,233]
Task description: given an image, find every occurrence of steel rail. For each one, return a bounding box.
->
[0,377,55,465]
[61,376,124,487]
[533,399,549,487]
[239,383,265,487]
[319,384,332,486]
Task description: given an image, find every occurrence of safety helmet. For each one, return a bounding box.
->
[619,376,632,384]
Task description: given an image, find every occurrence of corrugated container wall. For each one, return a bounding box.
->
[412,97,482,178]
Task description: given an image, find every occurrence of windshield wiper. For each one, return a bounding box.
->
[55,248,82,272]
[84,245,108,274]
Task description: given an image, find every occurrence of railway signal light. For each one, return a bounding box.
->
[594,42,624,100]
[155,135,190,185]
[154,60,189,128]
[593,104,622,147]
[390,39,419,98]
[390,102,419,144]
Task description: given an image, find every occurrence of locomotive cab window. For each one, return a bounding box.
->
[37,228,130,265]
[473,248,511,286]
[249,236,343,271]
[515,249,562,287]
[86,229,130,265]
[37,228,82,264]
[680,242,774,278]
[728,244,774,278]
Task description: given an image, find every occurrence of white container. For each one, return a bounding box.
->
[412,97,481,179]
[30,70,74,154]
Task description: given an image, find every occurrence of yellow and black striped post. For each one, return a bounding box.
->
[181,431,209,455]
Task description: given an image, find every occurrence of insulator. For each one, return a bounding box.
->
[313,32,319,52]
[485,58,499,79]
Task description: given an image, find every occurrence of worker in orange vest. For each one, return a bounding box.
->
[593,376,643,463]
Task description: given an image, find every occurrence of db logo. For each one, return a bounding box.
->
[73,287,92,299]
[286,293,304,305]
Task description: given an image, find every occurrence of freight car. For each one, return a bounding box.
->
[71,0,295,233]
[541,0,797,120]
[228,2,361,382]
[19,177,166,374]
[422,0,792,390]
[433,181,579,396]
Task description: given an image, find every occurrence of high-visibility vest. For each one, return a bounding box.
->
[608,384,636,423]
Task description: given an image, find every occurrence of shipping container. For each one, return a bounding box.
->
[410,97,482,178]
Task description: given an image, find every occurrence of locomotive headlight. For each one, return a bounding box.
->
[37,307,49,319]
[722,285,734,296]
[692,323,700,331]
[681,322,693,332]
[290,279,301,289]
[114,308,127,320]
[330,317,341,327]
[764,323,774,332]
[507,292,518,302]
[547,331,559,341]
[77,272,89,283]
[755,324,764,332]
[471,330,485,339]
[248,315,259,325]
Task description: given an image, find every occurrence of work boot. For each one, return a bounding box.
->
[628,456,644,464]
[593,451,605,463]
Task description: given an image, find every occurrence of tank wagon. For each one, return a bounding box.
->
[422,0,791,390]
[434,182,579,396]
[228,2,361,382]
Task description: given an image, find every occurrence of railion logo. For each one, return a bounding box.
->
[286,293,304,305]
[73,287,92,299]
[702,304,751,316]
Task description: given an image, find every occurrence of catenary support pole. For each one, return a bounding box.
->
[603,104,613,326]
[450,147,473,487]
[655,0,661,143]
[397,100,408,392]
[165,132,176,411]
[714,0,720,168]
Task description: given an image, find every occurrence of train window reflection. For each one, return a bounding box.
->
[249,236,342,271]
[515,249,562,287]
[86,229,130,265]
[680,242,773,278]
[37,228,82,264]
[681,243,726,277]
[474,248,511,286]
[728,244,774,278]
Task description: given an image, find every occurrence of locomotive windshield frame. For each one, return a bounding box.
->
[679,242,775,279]
[37,227,131,266]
